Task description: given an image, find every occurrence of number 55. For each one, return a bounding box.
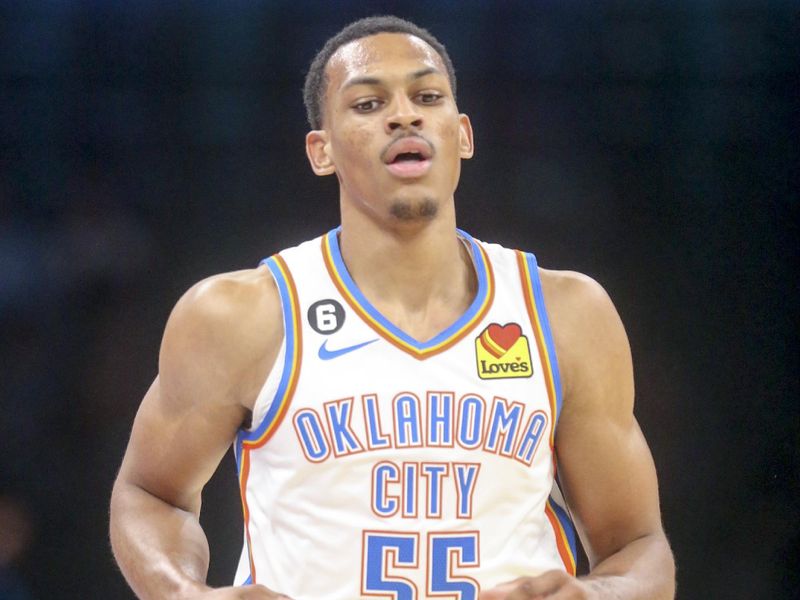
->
[362,530,480,599]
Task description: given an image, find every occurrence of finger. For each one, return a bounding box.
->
[478,577,533,599]
[543,578,594,600]
[502,582,543,600]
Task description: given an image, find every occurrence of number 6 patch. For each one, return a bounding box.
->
[308,299,345,334]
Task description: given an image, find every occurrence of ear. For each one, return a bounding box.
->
[458,114,474,159]
[305,130,336,176]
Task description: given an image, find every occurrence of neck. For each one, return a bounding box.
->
[338,201,477,341]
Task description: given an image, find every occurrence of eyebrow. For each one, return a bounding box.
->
[342,67,443,90]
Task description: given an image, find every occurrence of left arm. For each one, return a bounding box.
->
[481,270,675,599]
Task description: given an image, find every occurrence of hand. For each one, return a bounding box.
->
[187,584,293,599]
[479,571,597,600]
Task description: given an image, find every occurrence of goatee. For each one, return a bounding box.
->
[390,198,438,221]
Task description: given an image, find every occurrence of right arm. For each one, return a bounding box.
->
[109,266,288,599]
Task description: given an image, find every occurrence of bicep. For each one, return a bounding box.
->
[119,375,246,514]
[548,272,663,566]
[556,410,662,566]
[117,267,280,513]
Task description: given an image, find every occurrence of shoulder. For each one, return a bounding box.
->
[538,268,633,414]
[537,267,616,328]
[171,264,281,328]
[159,264,284,410]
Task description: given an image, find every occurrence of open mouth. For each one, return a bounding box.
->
[383,137,434,178]
[385,154,432,178]
[391,151,426,163]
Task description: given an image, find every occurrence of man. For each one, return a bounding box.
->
[110,16,675,600]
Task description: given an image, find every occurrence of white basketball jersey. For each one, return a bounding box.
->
[232,228,577,599]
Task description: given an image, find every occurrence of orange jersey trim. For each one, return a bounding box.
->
[545,499,578,575]
[517,251,559,450]
[237,253,303,582]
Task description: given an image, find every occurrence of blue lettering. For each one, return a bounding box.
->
[394,393,422,447]
[325,399,363,456]
[403,462,418,517]
[427,392,453,446]
[453,463,480,518]
[372,462,399,516]
[515,411,547,465]
[422,463,448,518]
[458,395,485,449]
[363,394,391,449]
[293,410,330,462]
[485,398,523,456]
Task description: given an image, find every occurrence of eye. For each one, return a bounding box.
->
[353,99,382,113]
[417,92,443,105]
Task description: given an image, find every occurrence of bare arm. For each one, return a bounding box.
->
[482,271,674,599]
[554,271,674,598]
[110,266,287,599]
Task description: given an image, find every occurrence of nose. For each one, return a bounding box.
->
[385,93,423,134]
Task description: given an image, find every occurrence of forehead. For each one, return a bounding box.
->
[326,32,446,90]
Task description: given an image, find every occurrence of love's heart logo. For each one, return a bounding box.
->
[474,321,533,380]
[480,322,522,358]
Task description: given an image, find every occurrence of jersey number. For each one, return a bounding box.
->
[362,531,479,599]
[315,303,338,331]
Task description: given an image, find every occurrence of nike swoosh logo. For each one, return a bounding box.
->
[318,338,378,360]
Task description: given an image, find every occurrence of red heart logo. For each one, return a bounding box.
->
[480,323,522,357]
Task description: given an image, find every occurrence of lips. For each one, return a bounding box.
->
[382,136,434,179]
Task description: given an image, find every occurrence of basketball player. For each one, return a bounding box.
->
[110,16,675,600]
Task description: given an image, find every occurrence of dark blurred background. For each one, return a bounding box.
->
[0,1,797,598]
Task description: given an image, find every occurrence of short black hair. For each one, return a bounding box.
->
[302,16,457,130]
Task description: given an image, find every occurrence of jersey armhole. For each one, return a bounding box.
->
[516,251,565,427]
[235,254,303,463]
[518,252,578,574]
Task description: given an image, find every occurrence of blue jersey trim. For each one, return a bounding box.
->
[548,494,578,565]
[325,227,489,350]
[524,252,564,423]
[235,255,298,464]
